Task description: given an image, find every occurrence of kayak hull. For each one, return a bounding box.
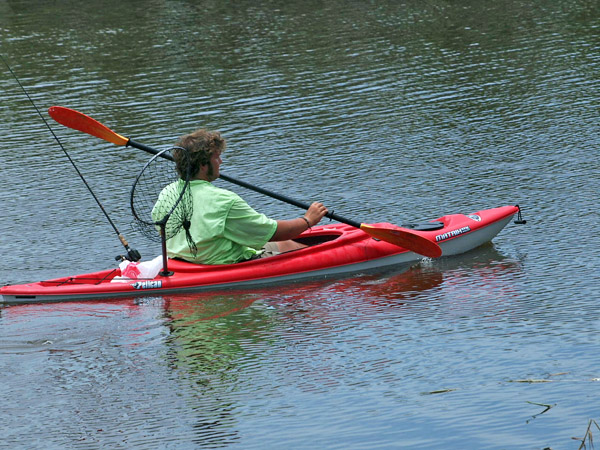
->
[1,205,519,303]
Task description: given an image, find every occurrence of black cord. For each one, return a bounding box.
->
[514,205,527,225]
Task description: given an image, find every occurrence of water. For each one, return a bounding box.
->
[1,1,598,448]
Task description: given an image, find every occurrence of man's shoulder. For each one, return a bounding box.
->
[191,181,243,202]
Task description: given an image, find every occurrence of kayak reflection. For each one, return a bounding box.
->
[157,243,523,445]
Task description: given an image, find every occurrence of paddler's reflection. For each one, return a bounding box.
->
[160,292,268,446]
[159,266,446,383]
[156,249,519,446]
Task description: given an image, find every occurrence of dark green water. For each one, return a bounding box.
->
[1,1,598,448]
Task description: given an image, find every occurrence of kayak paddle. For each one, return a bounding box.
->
[48,106,442,258]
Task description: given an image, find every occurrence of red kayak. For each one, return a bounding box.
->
[0,205,520,303]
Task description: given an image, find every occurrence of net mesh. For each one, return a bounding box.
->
[130,148,197,256]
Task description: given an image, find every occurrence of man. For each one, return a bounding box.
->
[152,129,328,264]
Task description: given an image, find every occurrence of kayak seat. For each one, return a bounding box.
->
[400,221,445,231]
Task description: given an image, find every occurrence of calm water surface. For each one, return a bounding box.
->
[1,1,598,448]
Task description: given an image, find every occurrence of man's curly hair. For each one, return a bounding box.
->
[172,129,226,179]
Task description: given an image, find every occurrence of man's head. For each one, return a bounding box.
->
[173,129,226,180]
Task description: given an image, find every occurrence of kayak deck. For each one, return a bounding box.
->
[1,205,519,303]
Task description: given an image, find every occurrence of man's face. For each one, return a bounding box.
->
[205,151,222,181]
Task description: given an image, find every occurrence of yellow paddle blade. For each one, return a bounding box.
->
[360,224,442,258]
[48,106,129,146]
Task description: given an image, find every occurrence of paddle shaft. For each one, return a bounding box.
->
[128,139,362,228]
[45,105,441,257]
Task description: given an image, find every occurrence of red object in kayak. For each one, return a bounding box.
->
[0,205,519,303]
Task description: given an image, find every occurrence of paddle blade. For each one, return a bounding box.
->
[48,106,129,146]
[360,224,442,258]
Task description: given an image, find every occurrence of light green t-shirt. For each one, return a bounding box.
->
[152,180,277,264]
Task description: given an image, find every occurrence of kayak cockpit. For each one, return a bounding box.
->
[293,232,342,246]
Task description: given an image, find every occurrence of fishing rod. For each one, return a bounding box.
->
[1,55,141,262]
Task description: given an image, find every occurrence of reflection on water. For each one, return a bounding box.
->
[142,245,526,445]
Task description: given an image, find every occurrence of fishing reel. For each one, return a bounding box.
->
[115,243,142,262]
